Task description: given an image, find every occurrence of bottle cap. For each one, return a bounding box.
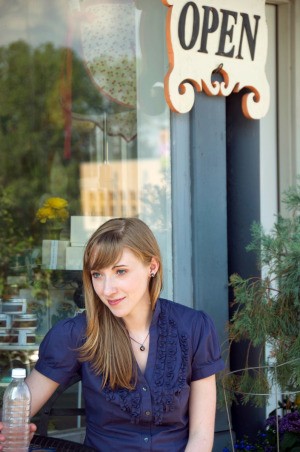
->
[11,368,26,378]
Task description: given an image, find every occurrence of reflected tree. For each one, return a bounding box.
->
[0,38,139,295]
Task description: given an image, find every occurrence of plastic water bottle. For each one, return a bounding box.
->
[2,368,31,452]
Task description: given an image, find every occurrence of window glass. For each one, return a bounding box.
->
[0,0,171,433]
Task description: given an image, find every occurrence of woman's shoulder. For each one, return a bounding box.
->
[36,312,87,384]
[158,298,219,338]
[156,299,224,378]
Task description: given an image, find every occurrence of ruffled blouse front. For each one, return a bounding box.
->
[35,298,224,452]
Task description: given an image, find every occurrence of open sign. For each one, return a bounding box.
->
[162,0,270,119]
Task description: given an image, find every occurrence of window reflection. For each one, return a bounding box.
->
[0,0,171,420]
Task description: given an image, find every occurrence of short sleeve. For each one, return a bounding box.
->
[34,315,86,385]
[191,311,224,381]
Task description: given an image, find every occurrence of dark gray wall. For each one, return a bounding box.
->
[226,92,265,439]
[172,92,228,341]
[172,91,229,449]
[190,94,228,343]
[171,89,266,448]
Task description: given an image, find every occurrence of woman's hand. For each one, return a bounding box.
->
[0,422,37,450]
[29,422,38,439]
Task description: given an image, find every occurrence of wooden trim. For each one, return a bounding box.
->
[277,0,300,211]
[266,1,289,4]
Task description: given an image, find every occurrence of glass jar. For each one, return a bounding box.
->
[0,298,27,314]
[12,314,37,330]
[10,329,36,345]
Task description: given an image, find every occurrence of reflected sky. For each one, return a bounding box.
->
[0,0,68,48]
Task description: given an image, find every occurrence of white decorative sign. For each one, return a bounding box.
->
[162,0,270,119]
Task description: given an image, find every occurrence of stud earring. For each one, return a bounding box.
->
[150,272,155,278]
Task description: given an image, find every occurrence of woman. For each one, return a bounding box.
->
[1,217,224,451]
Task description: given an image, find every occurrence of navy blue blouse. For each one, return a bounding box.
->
[35,298,224,452]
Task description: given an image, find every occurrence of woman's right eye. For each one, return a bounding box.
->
[91,272,102,279]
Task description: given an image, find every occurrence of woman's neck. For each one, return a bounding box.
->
[123,305,153,335]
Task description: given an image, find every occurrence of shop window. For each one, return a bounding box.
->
[0,0,171,437]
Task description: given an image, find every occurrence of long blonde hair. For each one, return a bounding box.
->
[79,217,163,389]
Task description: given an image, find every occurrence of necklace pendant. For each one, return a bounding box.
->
[140,345,145,351]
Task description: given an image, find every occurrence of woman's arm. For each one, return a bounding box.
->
[185,374,217,452]
[26,368,60,417]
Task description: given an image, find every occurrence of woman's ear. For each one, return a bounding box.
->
[149,257,159,277]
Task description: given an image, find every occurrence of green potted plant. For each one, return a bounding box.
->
[222,180,300,450]
[225,180,300,399]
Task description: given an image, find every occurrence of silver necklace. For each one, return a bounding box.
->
[129,332,150,351]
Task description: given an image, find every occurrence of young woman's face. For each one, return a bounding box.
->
[91,247,157,320]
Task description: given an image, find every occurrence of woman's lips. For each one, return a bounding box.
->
[108,297,125,306]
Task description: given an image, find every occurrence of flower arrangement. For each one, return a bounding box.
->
[36,197,69,224]
[265,408,300,451]
[36,197,69,239]
[223,408,300,451]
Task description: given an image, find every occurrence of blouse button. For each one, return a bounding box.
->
[142,386,147,391]
[144,437,149,443]
[145,410,151,416]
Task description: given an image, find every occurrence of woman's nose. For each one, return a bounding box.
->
[102,277,117,295]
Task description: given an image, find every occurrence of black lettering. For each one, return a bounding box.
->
[178,2,200,50]
[198,6,219,53]
[236,13,260,60]
[216,9,237,57]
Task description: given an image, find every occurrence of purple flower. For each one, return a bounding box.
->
[265,410,300,436]
[278,410,300,434]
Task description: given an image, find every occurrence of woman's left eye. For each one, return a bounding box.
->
[116,269,126,275]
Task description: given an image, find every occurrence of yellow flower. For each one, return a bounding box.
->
[45,197,68,210]
[56,207,69,221]
[36,197,69,224]
[36,206,55,223]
